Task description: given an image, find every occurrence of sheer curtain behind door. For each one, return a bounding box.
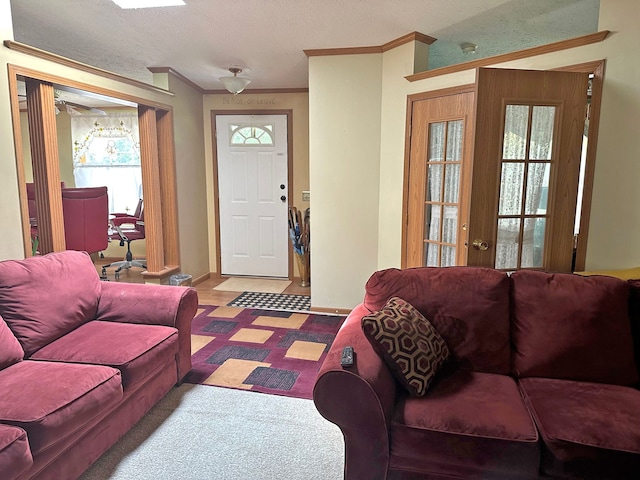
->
[425,120,462,267]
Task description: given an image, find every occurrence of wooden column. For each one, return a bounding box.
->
[156,109,180,268]
[25,79,65,254]
[138,105,165,273]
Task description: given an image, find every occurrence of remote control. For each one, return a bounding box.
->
[341,346,354,367]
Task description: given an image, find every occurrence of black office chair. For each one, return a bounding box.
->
[102,199,146,280]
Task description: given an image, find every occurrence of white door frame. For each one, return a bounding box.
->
[212,110,293,279]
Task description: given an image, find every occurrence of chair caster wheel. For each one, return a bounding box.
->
[115,272,120,280]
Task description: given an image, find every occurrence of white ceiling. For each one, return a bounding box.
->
[9,0,599,92]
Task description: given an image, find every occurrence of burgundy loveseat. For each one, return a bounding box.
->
[314,267,640,479]
[0,250,198,480]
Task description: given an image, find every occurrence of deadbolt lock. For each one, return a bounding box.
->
[472,239,489,251]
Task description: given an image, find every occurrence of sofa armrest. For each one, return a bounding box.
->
[313,303,397,480]
[96,282,198,381]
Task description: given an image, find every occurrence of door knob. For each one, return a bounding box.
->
[472,239,489,251]
[280,195,286,202]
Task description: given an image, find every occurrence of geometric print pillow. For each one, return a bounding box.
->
[361,297,450,397]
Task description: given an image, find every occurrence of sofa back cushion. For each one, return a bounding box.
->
[511,270,638,386]
[0,316,23,370]
[0,251,101,356]
[364,267,511,374]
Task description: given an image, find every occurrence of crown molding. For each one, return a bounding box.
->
[4,40,173,97]
[406,30,610,82]
[148,66,204,93]
[304,31,435,57]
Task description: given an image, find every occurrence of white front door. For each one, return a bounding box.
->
[216,114,289,277]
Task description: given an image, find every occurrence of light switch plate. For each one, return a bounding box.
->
[302,190,310,202]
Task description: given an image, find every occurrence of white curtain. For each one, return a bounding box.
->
[425,121,462,267]
[495,105,554,269]
[71,113,142,214]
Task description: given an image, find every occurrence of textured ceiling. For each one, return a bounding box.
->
[9,0,599,91]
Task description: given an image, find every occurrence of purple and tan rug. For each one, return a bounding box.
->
[185,305,346,399]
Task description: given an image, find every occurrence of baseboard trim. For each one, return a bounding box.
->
[192,272,211,286]
[311,306,352,315]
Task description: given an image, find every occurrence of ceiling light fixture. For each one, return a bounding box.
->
[111,0,185,9]
[219,67,251,95]
[460,42,478,54]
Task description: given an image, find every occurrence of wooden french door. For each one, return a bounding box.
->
[468,68,588,272]
[405,68,589,272]
[405,89,474,267]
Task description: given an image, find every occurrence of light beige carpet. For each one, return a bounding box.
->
[213,277,292,294]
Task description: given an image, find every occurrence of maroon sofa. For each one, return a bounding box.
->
[314,267,640,479]
[0,250,198,480]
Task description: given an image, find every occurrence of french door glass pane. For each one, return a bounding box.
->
[426,205,441,241]
[495,218,520,270]
[443,205,457,244]
[427,164,443,202]
[441,245,456,267]
[429,123,446,161]
[525,162,550,215]
[446,121,463,161]
[529,106,556,160]
[521,217,545,268]
[496,103,557,270]
[444,163,460,203]
[498,162,524,215]
[503,105,529,160]
[424,119,463,267]
[425,243,438,267]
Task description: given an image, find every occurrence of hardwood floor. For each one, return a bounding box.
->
[95,257,311,306]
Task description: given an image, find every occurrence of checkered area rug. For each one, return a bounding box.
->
[227,291,311,313]
[185,305,346,399]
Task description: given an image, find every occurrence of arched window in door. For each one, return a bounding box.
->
[230,124,274,145]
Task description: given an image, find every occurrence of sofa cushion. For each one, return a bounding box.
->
[30,320,178,391]
[0,251,101,356]
[0,316,23,370]
[362,297,450,396]
[511,270,638,385]
[0,424,32,480]
[364,267,511,374]
[0,360,122,455]
[519,377,640,479]
[389,370,540,478]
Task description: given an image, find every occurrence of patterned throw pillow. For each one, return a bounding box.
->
[362,296,450,397]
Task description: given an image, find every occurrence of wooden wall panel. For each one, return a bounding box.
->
[138,105,165,273]
[25,79,65,254]
[156,109,180,268]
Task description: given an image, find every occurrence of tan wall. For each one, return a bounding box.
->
[56,112,75,186]
[165,73,208,279]
[202,92,309,275]
[377,41,427,269]
[308,53,383,310]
